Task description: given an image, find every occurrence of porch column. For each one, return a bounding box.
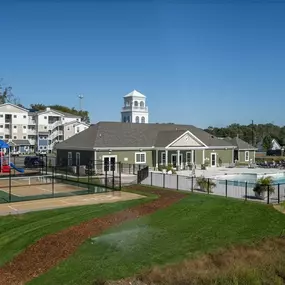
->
[155,149,158,169]
[94,150,97,172]
[253,150,256,163]
[177,150,180,170]
[165,150,168,166]
[202,149,205,164]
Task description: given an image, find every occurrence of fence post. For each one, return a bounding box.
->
[225,180,228,197]
[245,182,248,201]
[45,155,48,175]
[191,176,194,192]
[207,178,210,194]
[151,172,153,186]
[133,164,135,175]
[105,170,108,188]
[267,185,270,204]
[129,164,131,174]
[9,166,11,202]
[52,167,55,197]
[119,162,122,190]
[112,167,115,189]
[177,175,179,190]
[163,173,165,188]
[278,183,280,204]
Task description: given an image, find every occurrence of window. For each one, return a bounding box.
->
[0,136,3,139]
[140,101,144,108]
[44,126,47,129]
[5,135,9,139]
[77,127,79,132]
[13,115,17,118]
[76,152,80,166]
[135,152,146,164]
[13,136,17,139]
[134,101,138,107]
[44,116,47,119]
[161,152,166,165]
[0,114,3,118]
[14,126,17,129]
[23,115,26,118]
[67,127,70,130]
[23,136,27,139]
[135,116,139,123]
[141,116,145,123]
[23,126,26,129]
[245,151,249,162]
[0,125,3,128]
[186,152,192,165]
[68,152,72,166]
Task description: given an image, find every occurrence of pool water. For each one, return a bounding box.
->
[217,172,285,186]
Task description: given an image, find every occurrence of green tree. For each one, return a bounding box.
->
[262,135,273,151]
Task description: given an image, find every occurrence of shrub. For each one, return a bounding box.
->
[253,176,275,199]
[196,176,216,192]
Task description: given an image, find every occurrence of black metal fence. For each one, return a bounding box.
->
[138,166,149,184]
[141,171,285,205]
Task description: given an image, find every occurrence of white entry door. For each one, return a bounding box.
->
[211,153,217,167]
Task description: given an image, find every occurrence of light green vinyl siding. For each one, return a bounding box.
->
[238,150,255,163]
[204,149,233,166]
[96,150,154,166]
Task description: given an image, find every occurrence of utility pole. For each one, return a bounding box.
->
[78,94,83,110]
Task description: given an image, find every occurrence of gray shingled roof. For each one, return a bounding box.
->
[56,122,236,150]
[224,137,256,150]
[7,140,30,146]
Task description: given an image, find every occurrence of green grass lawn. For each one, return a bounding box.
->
[29,194,285,285]
[0,192,153,267]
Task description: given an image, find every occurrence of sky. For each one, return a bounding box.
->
[1,0,285,128]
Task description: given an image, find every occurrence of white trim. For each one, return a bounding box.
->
[102,155,118,172]
[94,147,154,151]
[94,150,97,172]
[202,149,205,164]
[135,152,146,164]
[165,130,207,148]
[210,153,217,167]
[245,151,249,162]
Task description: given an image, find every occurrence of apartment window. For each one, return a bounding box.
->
[0,136,3,139]
[44,126,47,129]
[5,135,9,139]
[23,126,27,129]
[23,115,26,118]
[67,127,70,130]
[245,151,249,162]
[135,152,146,164]
[13,115,17,118]
[44,116,47,119]
[77,127,79,133]
[0,114,3,118]
[23,136,27,139]
[0,125,3,128]
[161,152,166,165]
[14,126,17,129]
[13,136,17,139]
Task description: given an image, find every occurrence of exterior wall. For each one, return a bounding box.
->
[238,150,255,163]
[63,122,89,140]
[56,149,94,166]
[204,149,233,166]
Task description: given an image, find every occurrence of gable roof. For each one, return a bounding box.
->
[35,108,80,118]
[223,137,257,150]
[0,103,29,113]
[56,122,236,150]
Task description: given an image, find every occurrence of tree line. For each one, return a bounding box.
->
[0,82,90,123]
[204,123,285,151]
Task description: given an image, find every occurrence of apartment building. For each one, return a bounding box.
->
[0,103,90,153]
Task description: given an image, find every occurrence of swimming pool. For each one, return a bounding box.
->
[216,172,285,186]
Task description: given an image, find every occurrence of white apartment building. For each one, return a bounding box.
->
[0,103,90,153]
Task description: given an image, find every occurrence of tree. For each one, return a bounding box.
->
[262,135,273,151]
[30,103,90,123]
[0,84,22,106]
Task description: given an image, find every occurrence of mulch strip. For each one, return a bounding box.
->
[0,186,186,285]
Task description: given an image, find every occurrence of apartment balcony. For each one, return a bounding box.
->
[28,119,36,125]
[121,106,148,112]
[48,120,62,130]
[28,128,37,135]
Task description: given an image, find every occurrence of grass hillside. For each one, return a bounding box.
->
[29,193,285,285]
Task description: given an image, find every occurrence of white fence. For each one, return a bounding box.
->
[141,171,285,204]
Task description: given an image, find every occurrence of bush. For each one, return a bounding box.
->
[196,176,216,192]
[253,176,275,199]
[158,164,176,174]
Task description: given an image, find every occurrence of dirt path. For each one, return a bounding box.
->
[0,186,185,285]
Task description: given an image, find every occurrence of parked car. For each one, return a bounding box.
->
[24,156,45,168]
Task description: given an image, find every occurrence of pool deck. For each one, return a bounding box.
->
[177,167,285,179]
